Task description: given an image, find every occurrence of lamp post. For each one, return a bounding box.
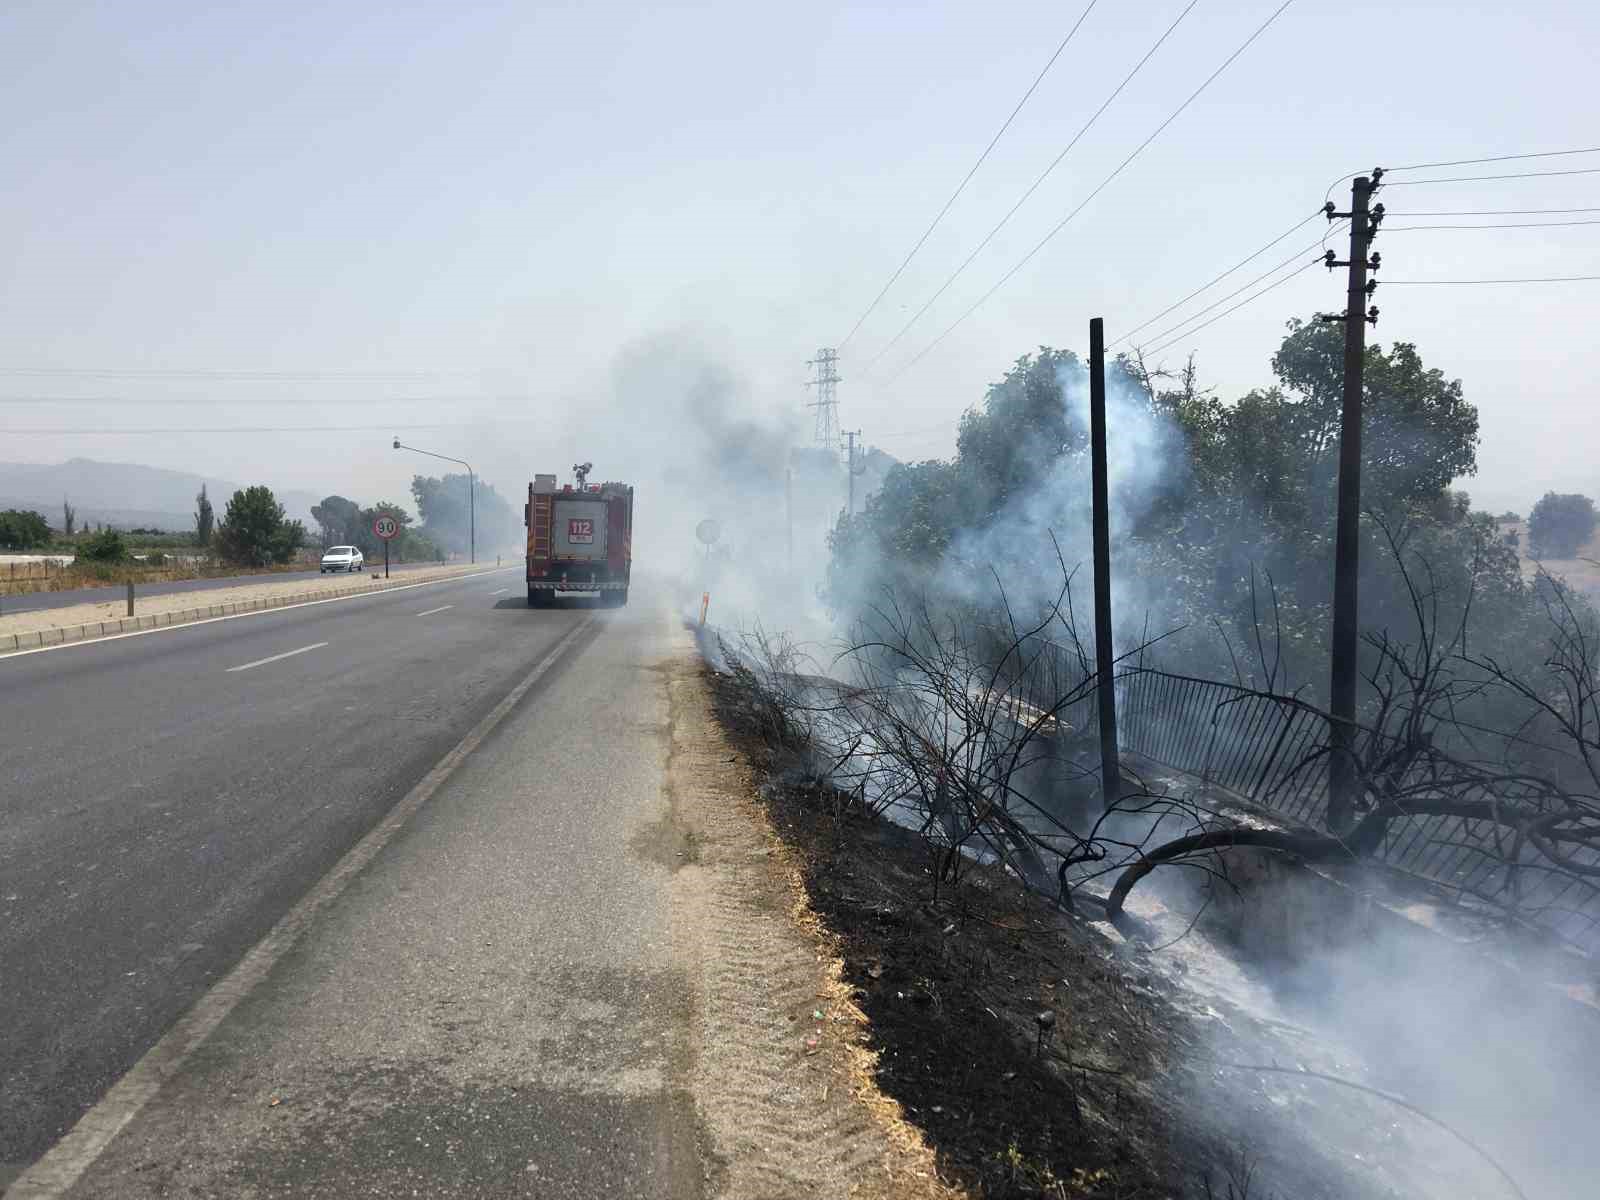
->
[393,437,475,564]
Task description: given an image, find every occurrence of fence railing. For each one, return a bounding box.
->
[995,626,1600,954]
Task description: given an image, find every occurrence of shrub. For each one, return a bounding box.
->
[77,528,128,562]
[214,486,305,566]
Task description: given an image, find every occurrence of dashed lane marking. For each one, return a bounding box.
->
[225,641,329,673]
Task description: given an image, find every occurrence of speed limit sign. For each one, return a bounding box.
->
[373,515,400,540]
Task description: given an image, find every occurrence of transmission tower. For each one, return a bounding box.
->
[805,347,841,454]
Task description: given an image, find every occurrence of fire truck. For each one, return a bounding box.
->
[524,463,633,607]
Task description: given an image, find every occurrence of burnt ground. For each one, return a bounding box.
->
[706,661,1260,1200]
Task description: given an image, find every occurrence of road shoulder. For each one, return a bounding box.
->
[659,649,952,1199]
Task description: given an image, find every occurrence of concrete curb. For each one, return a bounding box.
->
[0,568,492,656]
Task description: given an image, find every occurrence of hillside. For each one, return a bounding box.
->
[0,458,320,532]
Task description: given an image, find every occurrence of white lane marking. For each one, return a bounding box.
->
[0,568,519,661]
[489,588,509,595]
[415,605,454,617]
[8,615,599,1199]
[225,642,329,673]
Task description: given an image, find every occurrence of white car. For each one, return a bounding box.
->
[320,545,365,573]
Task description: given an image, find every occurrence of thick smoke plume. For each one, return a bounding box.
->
[468,330,874,631]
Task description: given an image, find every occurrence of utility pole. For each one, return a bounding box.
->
[1088,318,1121,811]
[805,348,841,455]
[1320,171,1384,832]
[844,429,865,516]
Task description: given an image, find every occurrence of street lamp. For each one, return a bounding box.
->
[393,437,475,564]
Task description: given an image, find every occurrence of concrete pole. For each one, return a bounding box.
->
[1327,176,1375,832]
[1089,317,1121,811]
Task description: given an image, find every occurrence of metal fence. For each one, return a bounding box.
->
[1003,628,1600,954]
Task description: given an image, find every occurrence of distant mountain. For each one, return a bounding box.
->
[0,458,320,532]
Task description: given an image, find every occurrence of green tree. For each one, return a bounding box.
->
[77,527,127,562]
[0,509,51,550]
[62,497,77,537]
[1527,492,1598,558]
[310,494,362,548]
[354,501,413,557]
[1267,319,1479,515]
[194,484,215,547]
[955,348,1085,517]
[214,486,305,566]
[410,474,515,555]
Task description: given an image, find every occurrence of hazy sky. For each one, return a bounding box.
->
[2,0,1595,517]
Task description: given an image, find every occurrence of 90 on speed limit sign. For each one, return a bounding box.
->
[373,515,400,540]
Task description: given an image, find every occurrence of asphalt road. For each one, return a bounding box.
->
[0,559,455,616]
[0,567,650,1178]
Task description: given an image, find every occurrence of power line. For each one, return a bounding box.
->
[864,0,1201,368]
[1388,146,1600,172]
[1384,218,1600,231]
[1113,210,1326,346]
[1144,256,1322,357]
[887,0,1298,381]
[872,420,962,437]
[1132,228,1342,351]
[1388,207,1600,216]
[835,0,1101,350]
[1381,275,1600,285]
[1384,167,1600,186]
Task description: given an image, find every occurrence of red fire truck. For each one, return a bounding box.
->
[524,463,633,607]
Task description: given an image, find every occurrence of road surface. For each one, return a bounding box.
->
[0,560,455,616]
[0,569,676,1186]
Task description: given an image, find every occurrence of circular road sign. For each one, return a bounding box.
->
[695,518,721,546]
[373,515,400,540]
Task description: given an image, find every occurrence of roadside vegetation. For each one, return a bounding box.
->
[700,316,1596,1197]
[310,493,442,563]
[408,472,519,556]
[3,480,444,597]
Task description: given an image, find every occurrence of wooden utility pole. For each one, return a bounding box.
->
[1322,172,1383,831]
[1089,318,1121,810]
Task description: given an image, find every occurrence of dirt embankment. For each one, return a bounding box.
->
[700,660,1253,1199]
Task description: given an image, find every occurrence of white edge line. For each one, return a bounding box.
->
[7,613,598,1199]
[489,588,509,595]
[0,567,517,661]
[225,641,330,673]
[415,604,454,617]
